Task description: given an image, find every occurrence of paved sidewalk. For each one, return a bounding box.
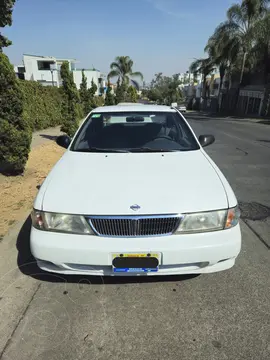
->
[187,111,270,124]
[31,126,62,148]
[31,118,85,148]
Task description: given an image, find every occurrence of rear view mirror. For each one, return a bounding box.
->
[126,116,144,122]
[56,135,71,149]
[199,135,215,148]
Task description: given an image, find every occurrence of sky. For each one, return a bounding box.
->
[3,0,238,82]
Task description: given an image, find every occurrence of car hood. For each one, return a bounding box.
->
[40,150,228,215]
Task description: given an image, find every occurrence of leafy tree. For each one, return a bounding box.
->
[167,74,184,104]
[87,78,98,108]
[115,77,127,103]
[60,61,80,137]
[127,86,138,102]
[89,78,97,97]
[147,88,162,102]
[105,82,115,105]
[108,56,143,90]
[79,70,90,115]
[146,73,183,105]
[92,96,104,108]
[0,53,31,174]
[0,0,16,50]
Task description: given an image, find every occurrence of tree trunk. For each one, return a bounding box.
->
[202,75,207,99]
[233,52,247,113]
[201,76,207,111]
[239,52,247,85]
[263,45,270,85]
[218,74,224,112]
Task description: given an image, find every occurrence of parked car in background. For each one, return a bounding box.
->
[178,104,187,113]
[31,104,241,276]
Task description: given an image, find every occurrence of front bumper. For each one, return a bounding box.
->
[30,224,241,276]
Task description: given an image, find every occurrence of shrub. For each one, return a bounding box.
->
[92,96,104,108]
[80,70,90,116]
[127,86,138,102]
[20,81,64,130]
[0,53,31,174]
[60,62,80,137]
[115,78,127,104]
[105,85,115,105]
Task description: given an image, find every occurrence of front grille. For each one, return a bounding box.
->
[88,215,181,237]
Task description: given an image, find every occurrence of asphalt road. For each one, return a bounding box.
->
[186,113,270,248]
[0,114,270,360]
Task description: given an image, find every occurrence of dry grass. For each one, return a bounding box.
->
[0,142,65,238]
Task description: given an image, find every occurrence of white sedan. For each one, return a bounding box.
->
[178,105,187,113]
[31,105,241,276]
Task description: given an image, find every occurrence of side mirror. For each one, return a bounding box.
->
[56,135,71,149]
[199,134,215,148]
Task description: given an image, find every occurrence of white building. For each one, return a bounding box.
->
[72,68,106,93]
[14,54,106,95]
[178,72,203,85]
[178,72,193,84]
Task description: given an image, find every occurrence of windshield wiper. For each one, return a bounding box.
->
[76,147,130,153]
[128,147,180,152]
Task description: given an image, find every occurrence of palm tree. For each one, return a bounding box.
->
[107,56,143,90]
[211,0,269,86]
[204,32,239,107]
[189,58,214,99]
[248,9,270,84]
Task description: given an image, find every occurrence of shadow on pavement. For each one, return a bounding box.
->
[257,139,270,143]
[39,134,58,141]
[17,215,199,285]
[185,113,210,121]
[186,111,270,124]
[257,120,270,125]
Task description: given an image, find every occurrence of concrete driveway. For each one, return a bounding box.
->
[0,114,270,360]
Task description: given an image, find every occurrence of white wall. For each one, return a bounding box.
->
[22,55,76,87]
[23,55,36,81]
[20,55,105,91]
[72,70,103,95]
[23,55,58,85]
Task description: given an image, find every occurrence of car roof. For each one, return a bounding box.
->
[117,102,145,106]
[92,104,176,113]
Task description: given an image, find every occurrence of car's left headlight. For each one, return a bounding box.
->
[31,210,94,235]
[175,206,240,234]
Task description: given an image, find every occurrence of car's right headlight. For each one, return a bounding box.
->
[31,210,94,235]
[175,206,240,234]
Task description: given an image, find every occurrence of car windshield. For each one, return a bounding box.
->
[71,111,200,153]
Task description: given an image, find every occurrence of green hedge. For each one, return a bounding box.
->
[0,53,32,175]
[19,80,65,131]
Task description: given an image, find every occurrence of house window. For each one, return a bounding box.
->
[37,61,55,70]
[18,66,25,73]
[17,73,25,80]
